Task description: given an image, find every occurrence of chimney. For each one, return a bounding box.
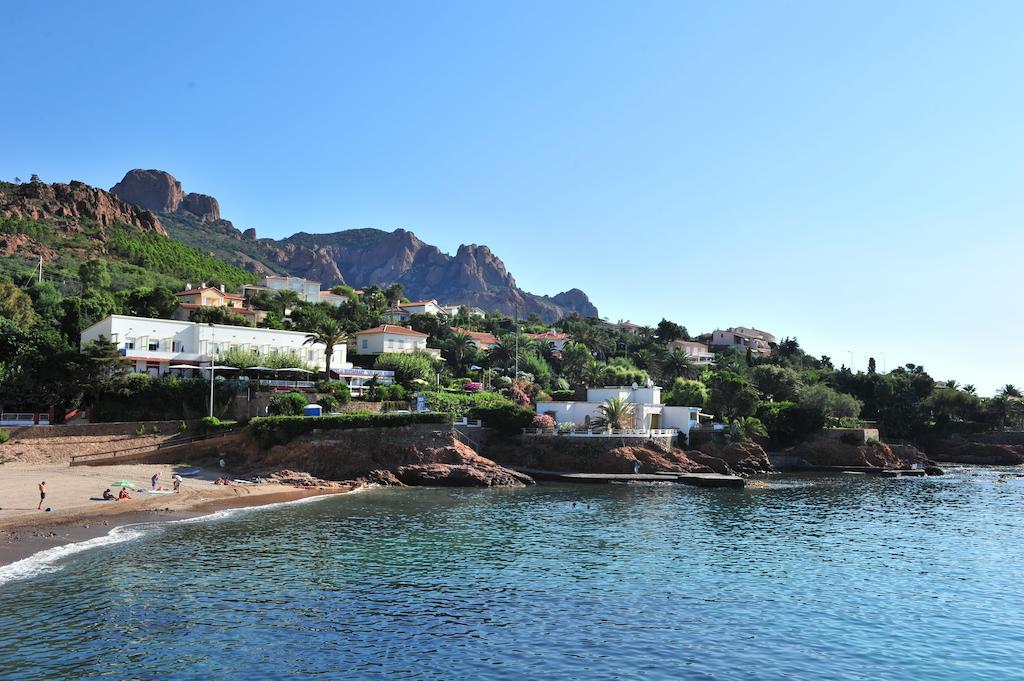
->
[220,284,225,293]
[200,282,206,289]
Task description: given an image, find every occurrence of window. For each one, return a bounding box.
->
[361,339,368,349]
[148,340,160,351]
[124,341,135,350]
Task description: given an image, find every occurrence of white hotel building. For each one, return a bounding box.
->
[80,315,346,376]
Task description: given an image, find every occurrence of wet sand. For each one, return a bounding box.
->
[0,462,352,568]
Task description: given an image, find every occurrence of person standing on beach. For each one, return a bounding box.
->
[37,481,46,510]
[172,474,182,493]
[151,472,160,489]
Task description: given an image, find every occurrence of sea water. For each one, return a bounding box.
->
[0,467,1022,680]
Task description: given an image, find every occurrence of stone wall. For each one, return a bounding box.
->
[814,428,880,445]
[6,420,197,441]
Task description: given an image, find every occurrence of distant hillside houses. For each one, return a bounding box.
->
[709,327,776,356]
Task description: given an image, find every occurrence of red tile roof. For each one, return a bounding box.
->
[527,330,570,341]
[175,287,244,300]
[356,325,429,338]
[452,327,498,344]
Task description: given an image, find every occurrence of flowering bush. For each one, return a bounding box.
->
[558,421,577,433]
[532,414,556,431]
[464,381,483,393]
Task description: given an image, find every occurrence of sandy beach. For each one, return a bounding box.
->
[0,462,350,567]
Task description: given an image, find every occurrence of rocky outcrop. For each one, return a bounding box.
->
[486,437,714,474]
[240,424,532,487]
[0,180,165,235]
[788,440,906,468]
[110,169,184,213]
[688,442,774,476]
[923,439,1024,465]
[181,193,220,222]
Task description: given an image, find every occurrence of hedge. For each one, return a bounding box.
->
[424,391,516,416]
[248,412,451,445]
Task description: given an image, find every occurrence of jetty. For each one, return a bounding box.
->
[516,468,745,488]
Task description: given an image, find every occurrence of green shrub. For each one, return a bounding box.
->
[135,425,146,436]
[178,420,188,432]
[0,430,9,444]
[268,392,308,416]
[317,394,339,413]
[248,412,451,446]
[315,381,351,405]
[151,425,160,435]
[756,401,825,448]
[550,390,576,401]
[424,391,515,416]
[469,404,535,436]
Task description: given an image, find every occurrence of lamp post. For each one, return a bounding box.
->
[208,323,216,418]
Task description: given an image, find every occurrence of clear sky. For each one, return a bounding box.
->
[2,1,1021,395]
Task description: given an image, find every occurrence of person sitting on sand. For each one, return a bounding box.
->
[117,488,131,500]
[102,488,115,501]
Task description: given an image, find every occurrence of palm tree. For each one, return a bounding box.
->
[591,397,636,432]
[274,289,301,317]
[582,360,606,387]
[304,318,347,381]
[486,339,516,370]
[945,379,960,389]
[963,384,977,396]
[448,332,476,371]
[660,348,696,381]
[999,384,1022,398]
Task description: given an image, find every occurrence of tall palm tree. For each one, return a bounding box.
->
[274,289,301,317]
[944,379,960,389]
[486,339,516,370]
[448,332,476,371]
[582,360,606,388]
[304,318,347,381]
[963,384,977,396]
[660,348,696,381]
[591,397,636,431]
[999,384,1021,398]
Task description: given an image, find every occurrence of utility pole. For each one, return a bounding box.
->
[514,303,519,380]
[208,323,216,418]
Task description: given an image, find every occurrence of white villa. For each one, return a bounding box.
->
[354,325,439,356]
[710,327,775,355]
[536,384,703,441]
[527,328,571,352]
[666,340,716,366]
[243,275,324,304]
[384,299,445,323]
[80,315,344,376]
[440,304,487,318]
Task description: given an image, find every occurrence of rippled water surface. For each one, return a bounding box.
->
[2,467,1024,680]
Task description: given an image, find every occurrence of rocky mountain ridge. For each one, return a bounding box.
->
[109,169,598,321]
[0,179,165,235]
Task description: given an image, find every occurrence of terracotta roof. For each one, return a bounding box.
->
[452,327,498,344]
[174,287,244,300]
[356,325,429,338]
[396,300,437,308]
[527,330,570,341]
[177,303,260,316]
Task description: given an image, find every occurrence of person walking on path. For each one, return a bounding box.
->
[37,481,46,510]
[151,472,160,489]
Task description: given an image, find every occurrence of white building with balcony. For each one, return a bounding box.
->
[666,340,716,366]
[80,315,346,376]
[354,325,434,356]
[255,275,323,304]
[710,327,775,355]
[536,384,703,441]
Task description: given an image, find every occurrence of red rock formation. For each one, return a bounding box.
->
[690,442,774,476]
[181,193,220,222]
[789,440,904,468]
[0,180,165,235]
[110,169,184,213]
[486,437,714,474]
[240,424,532,487]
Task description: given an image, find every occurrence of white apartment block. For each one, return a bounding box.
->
[537,385,703,440]
[80,315,345,376]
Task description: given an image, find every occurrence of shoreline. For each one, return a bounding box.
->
[0,485,355,571]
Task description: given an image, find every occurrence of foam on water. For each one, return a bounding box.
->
[0,491,342,586]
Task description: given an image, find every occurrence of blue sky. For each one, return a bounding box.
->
[2,1,1021,394]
